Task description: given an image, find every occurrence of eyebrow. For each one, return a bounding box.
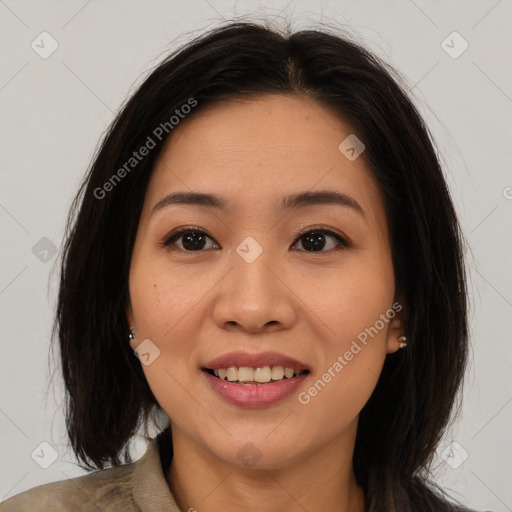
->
[151,190,365,217]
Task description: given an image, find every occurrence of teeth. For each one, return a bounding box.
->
[210,365,306,384]
[271,366,284,380]
[238,367,254,382]
[226,366,238,382]
[254,366,271,383]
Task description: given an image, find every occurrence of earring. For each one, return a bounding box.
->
[398,335,407,349]
[128,327,135,342]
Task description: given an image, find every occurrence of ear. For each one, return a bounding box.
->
[386,299,406,354]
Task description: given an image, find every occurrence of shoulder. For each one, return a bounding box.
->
[0,430,179,512]
[0,462,137,512]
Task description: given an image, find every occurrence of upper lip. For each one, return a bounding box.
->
[203,351,310,372]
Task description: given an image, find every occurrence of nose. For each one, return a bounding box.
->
[211,248,298,334]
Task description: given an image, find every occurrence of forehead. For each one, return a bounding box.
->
[143,94,384,220]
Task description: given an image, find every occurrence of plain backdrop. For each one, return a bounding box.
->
[1,1,511,510]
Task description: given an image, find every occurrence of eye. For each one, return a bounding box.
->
[161,227,219,252]
[291,228,350,253]
[161,226,350,253]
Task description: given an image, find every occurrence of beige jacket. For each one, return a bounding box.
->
[0,430,182,511]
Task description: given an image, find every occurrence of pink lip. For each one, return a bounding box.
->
[202,371,309,408]
[204,351,309,372]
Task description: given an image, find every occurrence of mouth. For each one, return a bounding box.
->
[201,351,311,406]
[202,366,311,385]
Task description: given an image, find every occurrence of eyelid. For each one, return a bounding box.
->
[160,225,218,249]
[292,226,351,252]
[160,225,351,251]
[294,225,350,245]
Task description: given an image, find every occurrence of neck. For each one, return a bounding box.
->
[166,422,365,512]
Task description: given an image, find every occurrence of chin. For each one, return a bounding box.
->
[204,433,302,471]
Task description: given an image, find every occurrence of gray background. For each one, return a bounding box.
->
[1,1,511,510]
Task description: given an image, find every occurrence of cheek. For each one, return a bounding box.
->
[129,251,209,340]
[296,255,395,346]
[294,271,393,433]
[292,252,394,405]
[127,253,207,399]
[128,260,199,424]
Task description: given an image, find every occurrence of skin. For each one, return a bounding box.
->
[126,94,404,512]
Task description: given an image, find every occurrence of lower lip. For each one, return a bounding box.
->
[203,370,309,408]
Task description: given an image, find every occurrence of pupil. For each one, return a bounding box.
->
[302,232,325,251]
[181,231,327,251]
[183,231,205,251]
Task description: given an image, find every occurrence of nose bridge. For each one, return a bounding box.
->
[231,235,280,302]
[232,224,293,287]
[211,234,296,331]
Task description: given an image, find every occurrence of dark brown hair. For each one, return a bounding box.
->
[52,20,471,512]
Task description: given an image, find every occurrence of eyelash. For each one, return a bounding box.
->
[160,225,351,253]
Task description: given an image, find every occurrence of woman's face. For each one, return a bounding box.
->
[127,94,402,469]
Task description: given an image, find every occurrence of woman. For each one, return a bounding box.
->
[0,20,484,512]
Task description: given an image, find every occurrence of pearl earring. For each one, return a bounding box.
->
[398,335,407,349]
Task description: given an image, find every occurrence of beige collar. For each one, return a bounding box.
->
[133,435,181,511]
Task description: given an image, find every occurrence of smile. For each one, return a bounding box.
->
[204,366,309,385]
